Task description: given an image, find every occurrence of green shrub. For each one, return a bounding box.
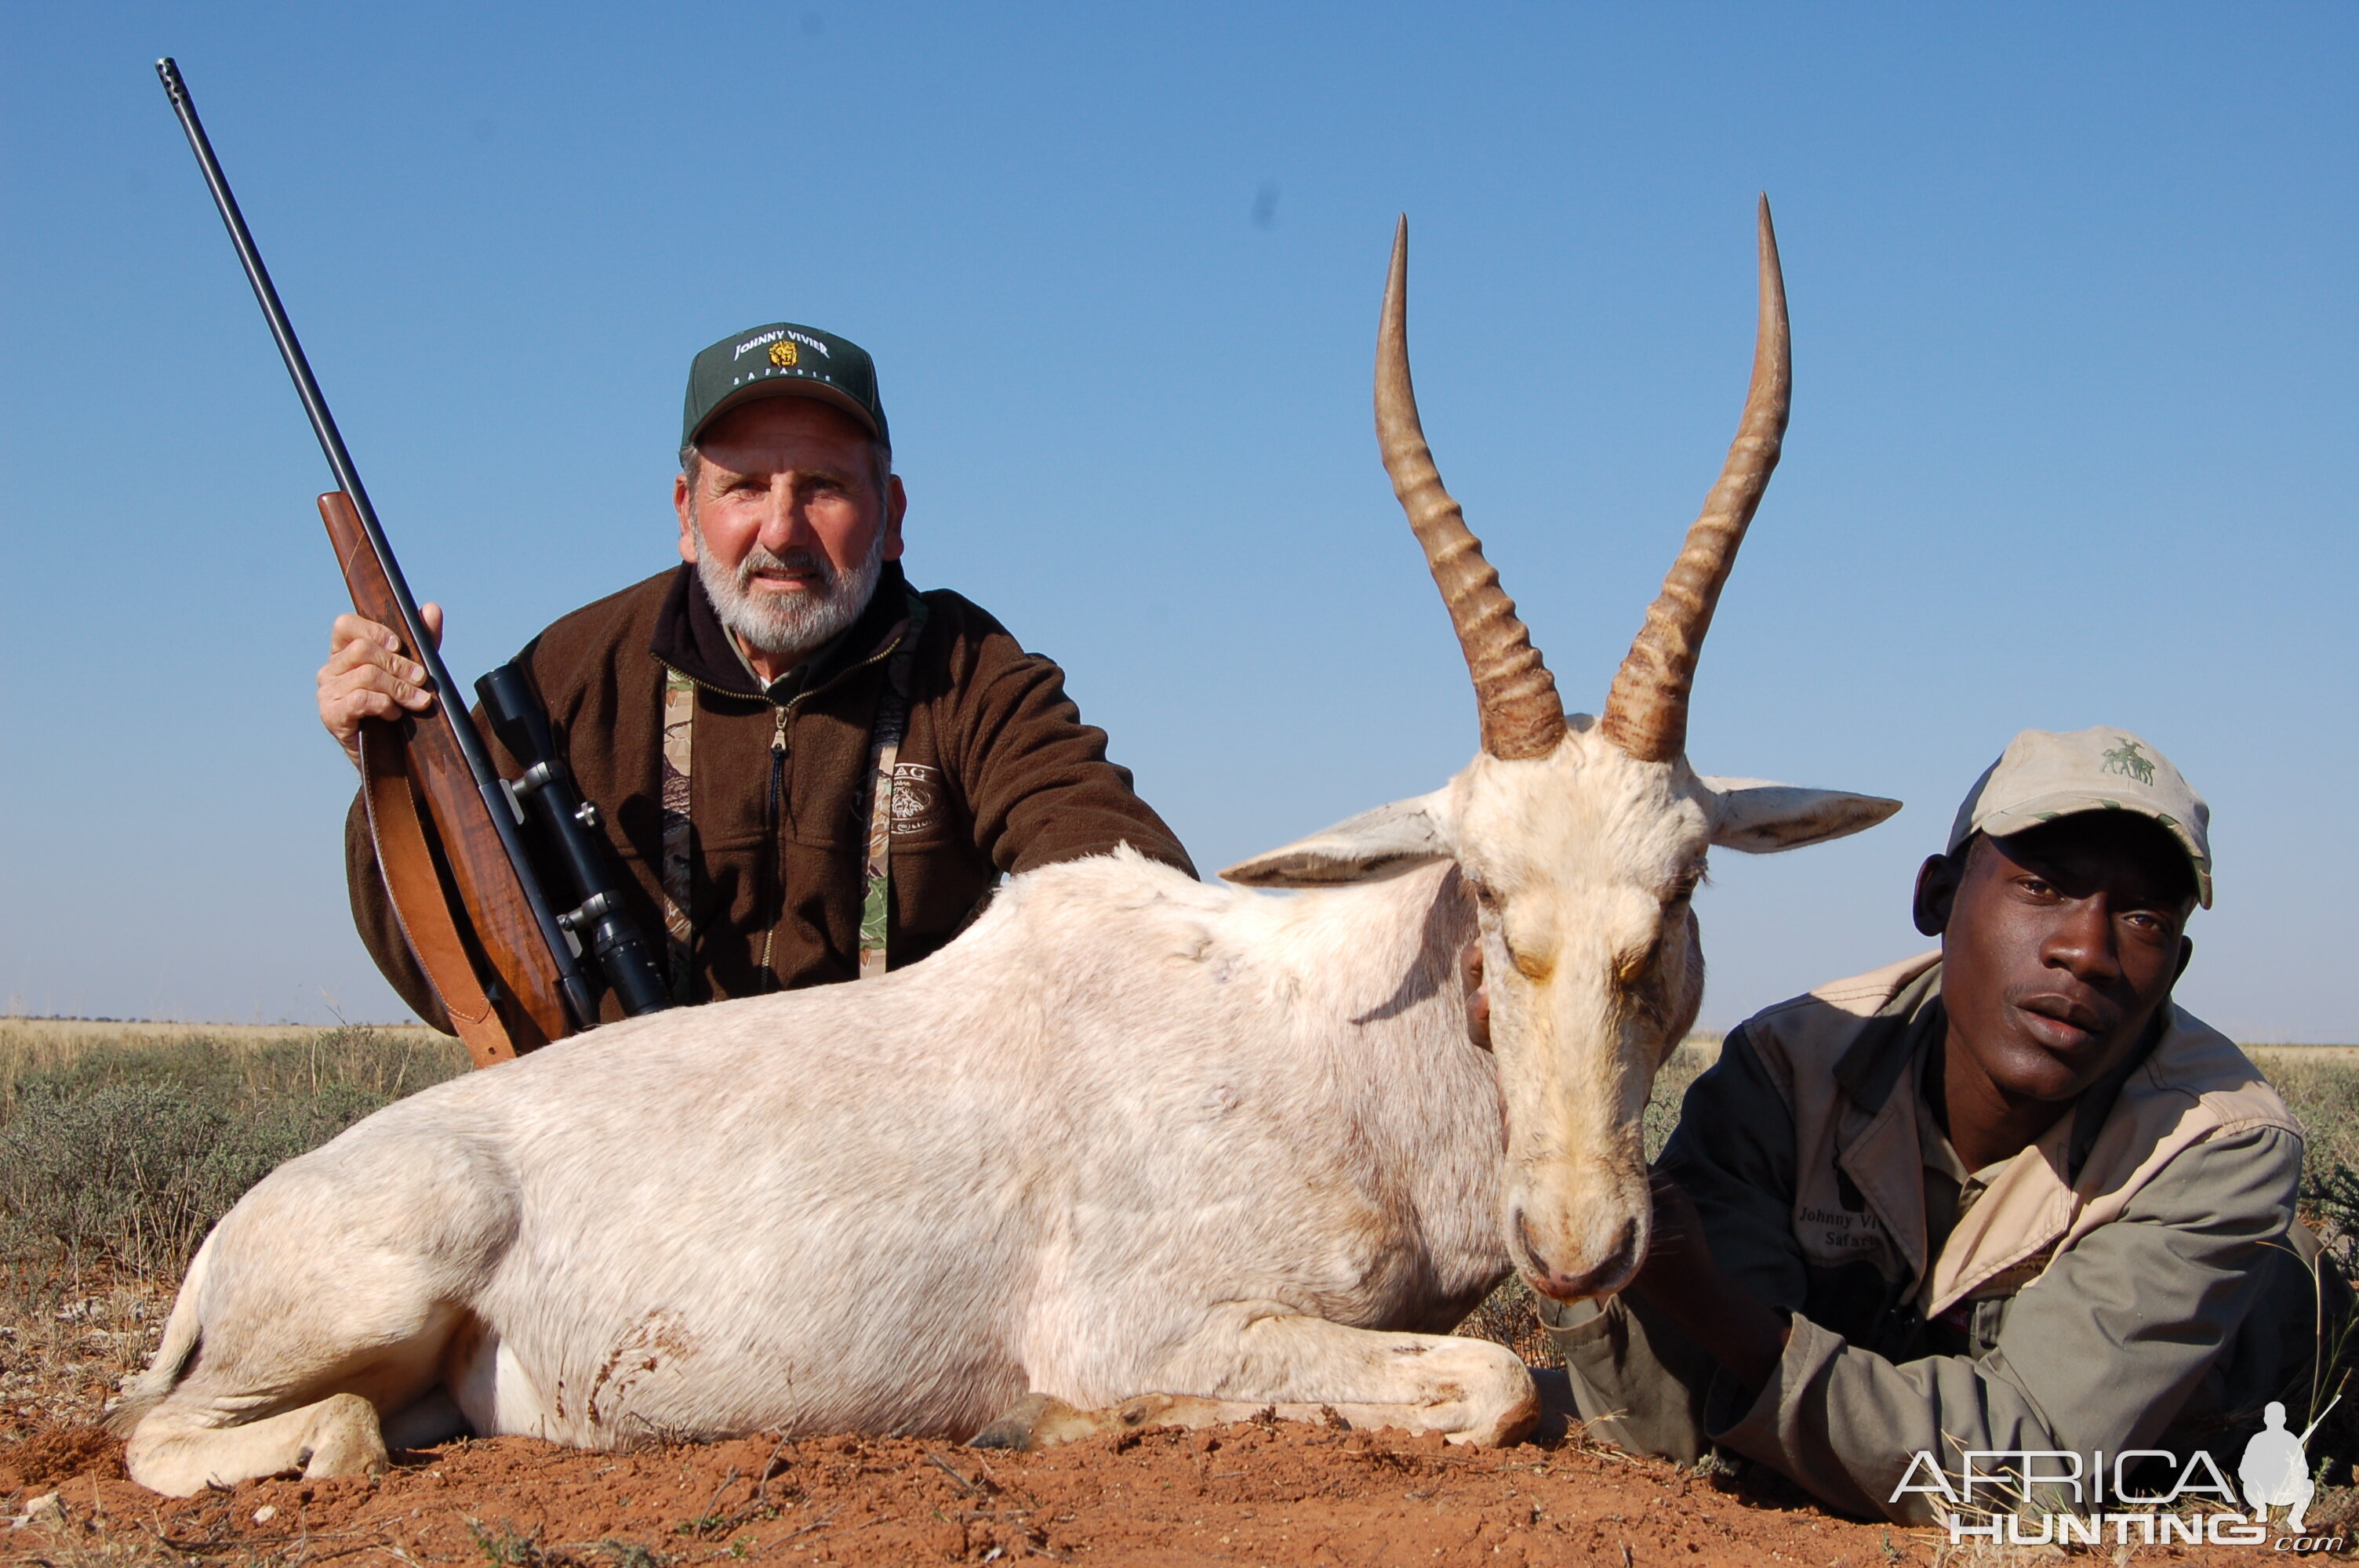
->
[2265,1055,2359,1254]
[0,1025,466,1279]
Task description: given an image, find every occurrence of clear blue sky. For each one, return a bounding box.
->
[3,5,2352,1037]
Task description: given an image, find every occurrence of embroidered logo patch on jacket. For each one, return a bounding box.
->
[889,762,938,833]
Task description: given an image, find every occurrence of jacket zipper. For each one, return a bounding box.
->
[661,619,911,993]
[758,706,788,984]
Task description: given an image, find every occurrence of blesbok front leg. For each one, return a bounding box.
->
[977,1314,1539,1451]
[123,1392,389,1497]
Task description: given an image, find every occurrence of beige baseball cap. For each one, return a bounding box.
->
[1946,727,2212,907]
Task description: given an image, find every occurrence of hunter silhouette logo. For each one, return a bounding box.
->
[769,340,798,368]
[2100,737,2157,785]
[2241,1397,2334,1533]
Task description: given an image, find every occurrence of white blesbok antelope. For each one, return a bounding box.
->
[120,201,1897,1496]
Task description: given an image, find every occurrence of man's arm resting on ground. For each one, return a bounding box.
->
[1632,1179,1791,1388]
[1696,1123,2300,1523]
[1650,1025,1816,1312]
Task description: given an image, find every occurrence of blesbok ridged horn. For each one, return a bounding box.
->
[1598,196,1792,764]
[1377,217,1565,761]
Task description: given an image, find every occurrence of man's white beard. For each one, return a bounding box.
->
[693,516,885,663]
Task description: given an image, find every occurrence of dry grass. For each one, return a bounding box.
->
[0,1019,453,1123]
[2254,1047,2359,1222]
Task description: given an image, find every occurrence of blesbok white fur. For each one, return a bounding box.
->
[122,202,1900,1494]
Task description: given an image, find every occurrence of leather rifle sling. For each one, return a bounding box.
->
[358,720,520,1069]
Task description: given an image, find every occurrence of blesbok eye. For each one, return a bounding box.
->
[1665,872,1702,908]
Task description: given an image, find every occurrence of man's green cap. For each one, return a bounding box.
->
[1947,726,2213,907]
[682,322,889,452]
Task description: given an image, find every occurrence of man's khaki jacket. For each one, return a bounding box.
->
[348,562,1195,1029]
[1554,953,2312,1523]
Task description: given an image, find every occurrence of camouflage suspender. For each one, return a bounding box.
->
[657,596,929,996]
[657,671,698,1001]
[858,597,929,978]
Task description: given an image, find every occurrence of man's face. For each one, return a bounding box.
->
[674,397,905,655]
[1914,813,2197,1105]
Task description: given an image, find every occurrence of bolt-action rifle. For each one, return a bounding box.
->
[157,57,671,1065]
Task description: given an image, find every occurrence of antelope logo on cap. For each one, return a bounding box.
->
[769,340,798,368]
[2101,737,2156,786]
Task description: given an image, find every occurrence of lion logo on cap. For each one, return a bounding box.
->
[769,340,798,368]
[2101,737,2156,786]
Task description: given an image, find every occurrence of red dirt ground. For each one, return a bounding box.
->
[2,1413,2330,1567]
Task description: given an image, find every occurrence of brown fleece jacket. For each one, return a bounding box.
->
[347,561,1195,1029]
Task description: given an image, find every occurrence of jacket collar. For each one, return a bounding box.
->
[651,559,911,703]
[1827,970,1943,1282]
[1830,958,2168,1186]
[1831,962,1940,1115]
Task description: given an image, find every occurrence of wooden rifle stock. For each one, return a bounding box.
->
[320,492,572,1064]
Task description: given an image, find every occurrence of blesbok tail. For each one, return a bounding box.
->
[107,1234,216,1435]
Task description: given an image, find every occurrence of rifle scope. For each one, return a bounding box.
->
[477,663,674,1019]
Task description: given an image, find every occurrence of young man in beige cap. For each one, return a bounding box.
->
[1547,727,2321,1523]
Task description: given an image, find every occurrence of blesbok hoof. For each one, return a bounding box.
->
[970,1392,1080,1450]
[969,1392,1216,1451]
[1458,1372,1543,1448]
[298,1393,390,1480]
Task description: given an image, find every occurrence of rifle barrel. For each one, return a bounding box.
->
[154,60,452,716]
[157,57,594,1028]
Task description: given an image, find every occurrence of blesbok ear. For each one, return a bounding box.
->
[1699,778,1902,855]
[1219,791,1458,888]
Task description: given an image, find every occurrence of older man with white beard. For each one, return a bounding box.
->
[318,321,1194,1027]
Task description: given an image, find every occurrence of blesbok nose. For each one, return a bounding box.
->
[1516,1210,1641,1301]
